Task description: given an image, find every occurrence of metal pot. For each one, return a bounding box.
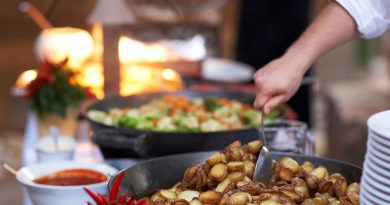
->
[107,151,362,197]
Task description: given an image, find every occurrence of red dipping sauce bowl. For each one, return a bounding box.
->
[16,161,118,205]
[33,168,108,186]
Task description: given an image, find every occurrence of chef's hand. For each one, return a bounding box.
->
[253,57,305,115]
[253,1,358,114]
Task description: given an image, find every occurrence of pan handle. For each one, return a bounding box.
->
[92,129,149,156]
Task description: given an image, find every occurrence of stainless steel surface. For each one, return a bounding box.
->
[252,112,273,184]
[107,151,362,197]
[259,111,266,146]
[252,146,272,184]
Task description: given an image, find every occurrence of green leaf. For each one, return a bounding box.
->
[204,98,220,111]
[28,66,87,119]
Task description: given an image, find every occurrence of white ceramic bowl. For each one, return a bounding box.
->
[16,161,117,205]
[35,136,76,162]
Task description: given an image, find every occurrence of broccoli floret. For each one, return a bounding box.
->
[116,116,138,128]
[265,109,282,121]
[243,109,261,126]
[204,98,220,111]
[135,119,153,130]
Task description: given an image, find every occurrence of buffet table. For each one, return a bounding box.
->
[20,110,315,205]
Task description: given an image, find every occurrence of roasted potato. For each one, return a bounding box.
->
[243,161,255,178]
[171,199,190,205]
[199,191,222,204]
[215,178,234,193]
[159,189,177,201]
[209,164,228,181]
[247,140,262,154]
[226,161,245,172]
[227,172,245,182]
[207,153,227,167]
[226,192,250,205]
[279,157,300,174]
[178,190,200,202]
[145,140,359,205]
[189,199,202,205]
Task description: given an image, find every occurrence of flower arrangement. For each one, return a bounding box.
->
[84,172,149,205]
[25,60,93,118]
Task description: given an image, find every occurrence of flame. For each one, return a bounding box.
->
[118,36,183,96]
[118,36,180,63]
[119,64,183,96]
[16,69,38,88]
[36,27,95,70]
[76,62,105,99]
[20,24,183,98]
[162,68,179,81]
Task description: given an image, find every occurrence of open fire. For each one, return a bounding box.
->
[16,31,186,99]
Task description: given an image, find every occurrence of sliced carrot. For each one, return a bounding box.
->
[218,98,231,105]
[241,104,250,111]
[151,120,159,127]
[198,114,209,123]
[198,105,206,111]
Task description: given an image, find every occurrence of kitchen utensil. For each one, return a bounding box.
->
[19,1,53,29]
[252,111,273,184]
[3,163,18,176]
[50,126,59,151]
[252,146,272,184]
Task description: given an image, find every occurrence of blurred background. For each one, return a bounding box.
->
[0,0,389,204]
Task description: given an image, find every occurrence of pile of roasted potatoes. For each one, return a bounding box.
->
[145,140,360,205]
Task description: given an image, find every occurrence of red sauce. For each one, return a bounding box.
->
[33,168,107,186]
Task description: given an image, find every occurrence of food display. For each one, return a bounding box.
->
[88,95,280,132]
[142,140,360,205]
[33,169,107,186]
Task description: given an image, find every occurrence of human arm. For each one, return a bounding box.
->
[253,1,358,114]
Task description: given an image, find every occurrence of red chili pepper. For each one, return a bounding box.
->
[85,87,97,99]
[97,193,109,204]
[83,187,104,205]
[109,172,125,200]
[119,192,128,203]
[87,202,93,205]
[136,199,147,205]
[125,194,136,205]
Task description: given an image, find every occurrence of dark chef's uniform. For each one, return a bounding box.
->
[236,0,311,125]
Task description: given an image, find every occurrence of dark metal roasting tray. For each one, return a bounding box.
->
[87,90,262,158]
[107,151,362,197]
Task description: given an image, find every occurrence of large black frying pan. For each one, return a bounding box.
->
[107,151,362,197]
[87,90,262,158]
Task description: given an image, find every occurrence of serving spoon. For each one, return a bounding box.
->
[3,163,35,181]
[252,111,273,184]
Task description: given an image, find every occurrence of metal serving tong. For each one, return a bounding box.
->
[253,111,273,184]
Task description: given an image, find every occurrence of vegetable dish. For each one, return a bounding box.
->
[88,95,281,132]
